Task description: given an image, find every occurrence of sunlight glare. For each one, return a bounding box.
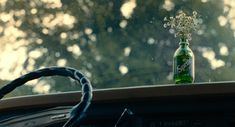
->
[124,47,131,57]
[0,12,12,22]
[224,0,235,37]
[218,16,227,26]
[85,28,93,35]
[119,65,129,75]
[4,26,26,38]
[30,8,37,15]
[162,0,175,11]
[42,13,76,30]
[211,59,225,70]
[119,20,128,28]
[60,32,67,39]
[33,80,51,94]
[201,0,208,3]
[57,59,67,66]
[0,45,27,80]
[29,50,43,59]
[200,47,225,69]
[219,44,229,56]
[0,0,7,6]
[41,0,62,8]
[120,0,136,19]
[67,45,82,57]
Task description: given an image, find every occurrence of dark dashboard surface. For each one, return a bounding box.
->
[1,82,235,127]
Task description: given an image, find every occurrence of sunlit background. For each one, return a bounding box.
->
[0,0,235,97]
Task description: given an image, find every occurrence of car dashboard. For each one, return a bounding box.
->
[1,82,235,127]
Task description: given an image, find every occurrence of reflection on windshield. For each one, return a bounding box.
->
[0,0,234,97]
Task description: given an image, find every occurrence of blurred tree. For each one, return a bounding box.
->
[0,0,235,97]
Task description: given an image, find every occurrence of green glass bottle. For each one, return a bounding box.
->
[173,38,195,84]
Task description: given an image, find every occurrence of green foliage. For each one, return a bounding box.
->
[0,0,235,97]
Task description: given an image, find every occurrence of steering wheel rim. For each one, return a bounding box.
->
[0,67,93,127]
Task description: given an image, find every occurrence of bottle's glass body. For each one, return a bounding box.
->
[173,39,195,84]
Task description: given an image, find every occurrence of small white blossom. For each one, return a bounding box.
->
[163,11,201,41]
[164,17,167,21]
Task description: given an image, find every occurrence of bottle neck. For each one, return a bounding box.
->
[179,38,189,47]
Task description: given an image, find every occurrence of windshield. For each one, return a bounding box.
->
[0,0,234,98]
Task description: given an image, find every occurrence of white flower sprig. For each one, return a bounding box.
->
[164,11,201,41]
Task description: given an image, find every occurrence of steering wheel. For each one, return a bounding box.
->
[0,67,93,127]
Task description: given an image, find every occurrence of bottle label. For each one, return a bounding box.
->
[174,58,193,75]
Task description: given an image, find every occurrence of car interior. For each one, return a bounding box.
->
[1,0,235,127]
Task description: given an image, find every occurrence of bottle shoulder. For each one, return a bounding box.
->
[173,46,194,57]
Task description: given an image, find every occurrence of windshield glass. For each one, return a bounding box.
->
[0,0,234,98]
